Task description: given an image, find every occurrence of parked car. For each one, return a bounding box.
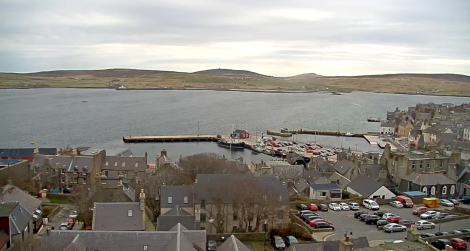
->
[462,198,470,205]
[307,204,318,211]
[450,238,467,250]
[420,233,435,238]
[310,219,333,226]
[348,202,360,210]
[449,230,463,235]
[435,232,449,236]
[207,240,218,251]
[440,199,454,207]
[59,222,73,230]
[301,213,316,221]
[432,212,449,219]
[420,211,438,219]
[398,219,413,224]
[359,214,371,221]
[284,236,298,247]
[65,216,75,227]
[415,220,435,230]
[329,203,341,211]
[271,235,286,250]
[449,199,460,206]
[69,211,78,219]
[390,201,404,208]
[296,204,308,210]
[431,239,452,250]
[313,222,334,230]
[373,211,385,217]
[396,195,414,208]
[365,215,381,225]
[413,206,428,215]
[382,213,397,219]
[339,203,350,210]
[305,215,322,224]
[318,204,328,211]
[376,219,388,227]
[387,216,401,223]
[459,229,470,233]
[354,211,367,218]
[299,210,314,217]
[383,223,407,233]
[363,199,380,210]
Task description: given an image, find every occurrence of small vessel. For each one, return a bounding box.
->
[331,92,341,95]
[367,117,380,122]
[344,132,354,137]
[81,100,87,103]
[217,139,245,150]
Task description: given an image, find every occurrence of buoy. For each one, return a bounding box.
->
[31,142,35,145]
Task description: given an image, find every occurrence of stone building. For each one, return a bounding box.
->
[398,173,457,198]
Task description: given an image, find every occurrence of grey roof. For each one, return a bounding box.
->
[314,176,331,184]
[438,139,470,152]
[380,121,395,128]
[272,165,304,180]
[402,172,456,186]
[99,179,121,189]
[328,172,351,189]
[312,157,334,172]
[161,186,193,208]
[332,159,354,175]
[157,216,199,231]
[0,202,32,235]
[163,206,191,216]
[439,133,458,141]
[0,185,42,214]
[64,234,86,251]
[32,155,94,173]
[322,236,370,251]
[303,169,322,184]
[103,156,147,172]
[93,202,143,231]
[310,183,342,191]
[347,176,384,197]
[294,243,321,251]
[218,235,251,251]
[194,174,289,205]
[361,164,382,180]
[43,225,206,251]
[81,148,132,157]
[458,172,470,186]
[357,240,429,251]
[410,129,421,137]
[294,178,310,193]
[0,148,56,157]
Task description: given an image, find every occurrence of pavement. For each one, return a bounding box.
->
[302,203,470,242]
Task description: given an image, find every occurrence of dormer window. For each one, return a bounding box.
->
[115,162,118,167]
[105,162,108,166]
[135,163,138,167]
[122,162,126,167]
[184,197,188,204]
[168,197,172,204]
[128,209,133,217]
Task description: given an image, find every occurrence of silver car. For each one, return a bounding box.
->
[389,201,403,208]
[384,223,407,233]
[415,220,435,230]
[440,199,454,207]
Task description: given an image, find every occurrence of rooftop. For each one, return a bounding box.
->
[103,156,147,172]
[0,184,42,214]
[347,176,384,197]
[93,202,143,231]
[402,172,456,186]
[160,186,193,208]
[310,183,342,191]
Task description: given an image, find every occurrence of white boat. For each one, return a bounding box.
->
[345,132,354,137]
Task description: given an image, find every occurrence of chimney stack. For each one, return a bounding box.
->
[339,234,353,251]
[139,189,146,211]
[161,149,167,157]
[144,151,148,160]
[450,152,462,164]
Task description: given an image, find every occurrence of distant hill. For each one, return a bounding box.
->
[25,69,178,78]
[345,73,470,83]
[193,69,267,77]
[289,73,323,79]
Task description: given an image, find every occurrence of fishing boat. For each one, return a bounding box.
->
[367,117,380,122]
[81,100,88,103]
[217,139,245,150]
[344,132,354,137]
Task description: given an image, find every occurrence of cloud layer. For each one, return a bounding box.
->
[0,0,469,76]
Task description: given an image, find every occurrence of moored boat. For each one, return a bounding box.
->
[217,139,245,150]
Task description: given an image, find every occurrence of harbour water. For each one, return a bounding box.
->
[0,89,468,162]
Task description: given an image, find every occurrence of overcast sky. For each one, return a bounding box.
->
[0,0,469,76]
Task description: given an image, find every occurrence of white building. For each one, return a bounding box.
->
[346,176,395,199]
[380,121,395,135]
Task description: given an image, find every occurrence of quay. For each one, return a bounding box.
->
[267,129,377,138]
[123,135,225,143]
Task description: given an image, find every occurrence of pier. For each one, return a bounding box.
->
[123,135,224,143]
[267,129,376,138]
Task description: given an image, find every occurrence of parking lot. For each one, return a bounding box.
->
[308,204,470,241]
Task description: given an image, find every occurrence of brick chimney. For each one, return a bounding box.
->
[339,234,353,251]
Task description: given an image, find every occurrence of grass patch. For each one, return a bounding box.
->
[48,197,70,204]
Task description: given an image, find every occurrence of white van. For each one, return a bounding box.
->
[363,199,380,210]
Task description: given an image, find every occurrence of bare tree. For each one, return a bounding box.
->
[72,186,94,227]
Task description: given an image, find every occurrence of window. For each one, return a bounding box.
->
[320,192,326,197]
[233,213,238,220]
[184,197,188,204]
[128,209,133,217]
[430,186,436,195]
[105,162,108,166]
[427,162,430,168]
[442,186,447,195]
[412,162,415,169]
[440,162,443,168]
[143,245,148,251]
[12,215,16,220]
[450,186,455,194]
[82,177,87,185]
[135,163,139,167]
[168,197,172,204]
[419,162,422,169]
[73,178,78,184]
[201,199,206,209]
[46,168,49,174]
[19,207,22,212]
[278,210,283,218]
[279,195,282,202]
[200,213,206,222]
[52,168,56,175]
[105,171,108,176]
[115,162,118,166]
[122,162,126,167]
[422,187,427,194]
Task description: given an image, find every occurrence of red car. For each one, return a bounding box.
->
[451,238,467,250]
[65,216,75,227]
[307,204,318,211]
[413,206,428,215]
[387,216,401,223]
[309,219,333,226]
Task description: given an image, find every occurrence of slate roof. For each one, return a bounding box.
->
[438,139,470,152]
[103,156,147,172]
[99,179,121,189]
[93,202,143,231]
[161,186,193,208]
[43,224,206,251]
[293,243,321,251]
[157,155,176,168]
[322,236,370,251]
[361,164,382,180]
[81,148,132,157]
[402,172,456,186]
[380,121,395,128]
[294,178,310,193]
[64,234,86,251]
[303,169,322,184]
[332,159,354,175]
[32,155,94,173]
[157,215,199,231]
[310,183,342,191]
[314,177,331,184]
[347,176,384,197]
[0,202,32,235]
[194,174,288,205]
[458,172,470,186]
[0,185,42,214]
[0,148,56,157]
[218,235,251,251]
[328,172,351,189]
[272,165,304,181]
[312,157,334,172]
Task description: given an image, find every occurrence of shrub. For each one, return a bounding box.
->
[301,232,312,240]
[42,206,53,217]
[342,191,350,199]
